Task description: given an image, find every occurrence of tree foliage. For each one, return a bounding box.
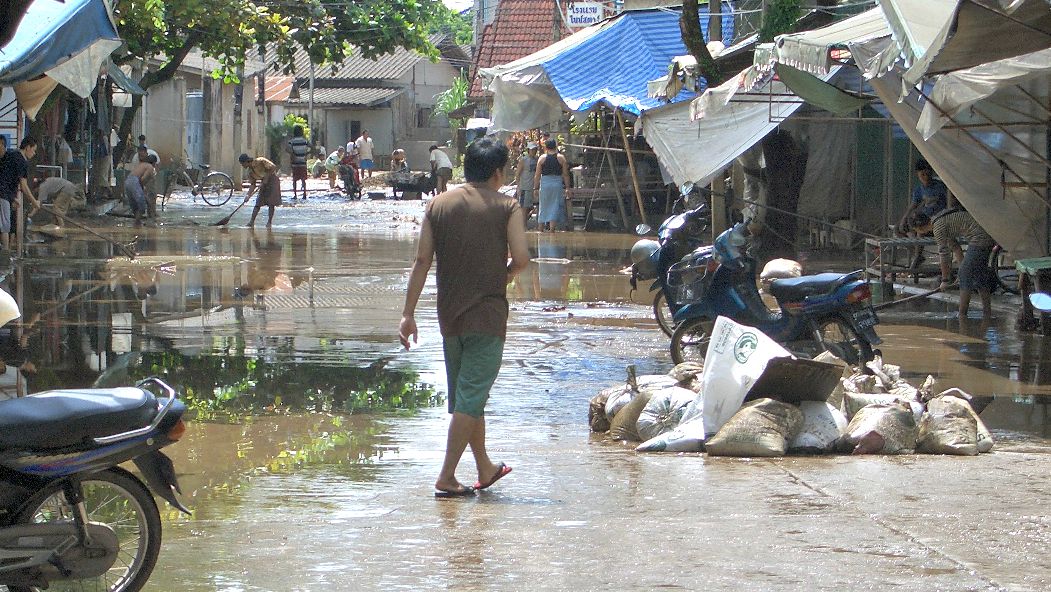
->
[429,3,474,46]
[111,0,446,160]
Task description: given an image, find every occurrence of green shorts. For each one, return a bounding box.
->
[443,333,505,417]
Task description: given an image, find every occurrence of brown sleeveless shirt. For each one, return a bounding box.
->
[425,183,521,338]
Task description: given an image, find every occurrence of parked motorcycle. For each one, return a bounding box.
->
[667,221,882,365]
[629,184,711,336]
[0,373,190,592]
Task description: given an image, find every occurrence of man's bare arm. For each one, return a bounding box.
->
[400,217,435,349]
[507,209,530,280]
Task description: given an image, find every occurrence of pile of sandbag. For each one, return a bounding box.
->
[587,317,995,458]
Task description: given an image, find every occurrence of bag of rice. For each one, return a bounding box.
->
[837,402,918,455]
[916,396,979,456]
[636,386,696,441]
[788,401,848,453]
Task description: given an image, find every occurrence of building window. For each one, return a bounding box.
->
[417,107,432,127]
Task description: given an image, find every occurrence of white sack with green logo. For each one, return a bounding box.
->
[694,316,793,437]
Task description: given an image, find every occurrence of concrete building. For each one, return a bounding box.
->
[265,35,470,171]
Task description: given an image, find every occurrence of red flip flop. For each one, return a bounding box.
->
[474,463,512,490]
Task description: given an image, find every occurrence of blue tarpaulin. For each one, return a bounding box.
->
[0,0,121,86]
[543,5,735,115]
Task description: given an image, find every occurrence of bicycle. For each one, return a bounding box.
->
[989,243,1019,295]
[160,153,235,209]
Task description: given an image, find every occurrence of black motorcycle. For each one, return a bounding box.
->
[629,184,711,335]
[0,377,189,592]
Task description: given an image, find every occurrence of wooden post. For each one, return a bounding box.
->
[615,108,647,226]
[603,149,631,229]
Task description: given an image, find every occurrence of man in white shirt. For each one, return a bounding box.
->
[429,144,454,194]
[354,130,375,178]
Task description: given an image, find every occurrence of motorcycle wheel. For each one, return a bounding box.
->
[652,292,674,337]
[10,467,162,592]
[814,316,874,366]
[670,316,714,365]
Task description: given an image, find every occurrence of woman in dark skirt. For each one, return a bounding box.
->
[239,153,282,228]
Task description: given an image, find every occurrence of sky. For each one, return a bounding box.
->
[443,0,473,12]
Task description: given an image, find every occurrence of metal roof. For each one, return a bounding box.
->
[285,87,404,107]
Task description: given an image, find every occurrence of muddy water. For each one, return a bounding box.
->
[12,199,1051,590]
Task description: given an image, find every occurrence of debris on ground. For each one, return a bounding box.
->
[587,316,995,458]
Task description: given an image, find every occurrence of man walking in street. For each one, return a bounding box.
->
[0,137,40,252]
[354,130,375,178]
[287,125,310,201]
[399,137,530,497]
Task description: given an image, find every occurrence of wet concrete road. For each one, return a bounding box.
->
[17,192,1051,591]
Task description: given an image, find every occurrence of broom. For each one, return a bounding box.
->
[213,197,250,226]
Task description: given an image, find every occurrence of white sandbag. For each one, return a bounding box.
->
[838,402,918,455]
[609,391,654,442]
[918,375,938,401]
[668,362,704,383]
[843,392,924,423]
[636,418,706,452]
[916,396,979,456]
[789,401,848,453]
[695,316,793,437]
[841,373,886,394]
[933,389,994,453]
[603,385,634,419]
[705,399,804,457]
[637,374,678,390]
[759,258,802,287]
[636,386,697,442]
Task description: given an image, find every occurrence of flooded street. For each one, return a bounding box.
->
[12,194,1051,591]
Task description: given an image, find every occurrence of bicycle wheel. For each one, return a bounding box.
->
[669,316,714,365]
[12,468,162,592]
[200,172,234,206]
[652,292,674,337]
[989,245,1019,295]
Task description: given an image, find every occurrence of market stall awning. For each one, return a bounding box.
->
[0,0,122,116]
[480,5,735,131]
[877,0,1051,85]
[773,8,890,75]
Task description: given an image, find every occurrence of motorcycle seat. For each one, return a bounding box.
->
[769,273,851,302]
[0,387,157,451]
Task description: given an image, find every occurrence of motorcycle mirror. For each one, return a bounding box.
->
[679,182,695,196]
[1029,292,1051,313]
[635,223,652,235]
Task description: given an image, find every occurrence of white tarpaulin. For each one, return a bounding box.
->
[918,47,1051,139]
[641,66,839,189]
[855,40,1048,259]
[774,8,890,76]
[877,0,1051,86]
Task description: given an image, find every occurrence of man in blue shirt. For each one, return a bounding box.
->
[897,159,948,269]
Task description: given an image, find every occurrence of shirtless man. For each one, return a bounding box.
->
[124,150,157,223]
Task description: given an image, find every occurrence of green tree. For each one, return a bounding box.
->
[433,75,469,128]
[429,3,474,46]
[111,0,444,161]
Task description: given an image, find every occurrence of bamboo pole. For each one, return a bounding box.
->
[615,108,647,226]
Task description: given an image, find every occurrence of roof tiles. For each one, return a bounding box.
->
[470,0,568,97]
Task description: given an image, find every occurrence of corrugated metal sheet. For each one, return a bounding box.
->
[469,0,568,97]
[285,87,403,107]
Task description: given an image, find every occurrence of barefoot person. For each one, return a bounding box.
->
[239,153,281,228]
[399,137,531,497]
[124,152,157,223]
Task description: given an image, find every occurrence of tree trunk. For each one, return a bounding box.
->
[114,34,201,166]
[709,0,722,44]
[680,0,722,86]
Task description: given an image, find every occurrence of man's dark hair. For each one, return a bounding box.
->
[429,144,438,152]
[239,153,251,164]
[138,135,146,142]
[19,137,36,150]
[544,138,557,151]
[147,154,158,164]
[292,125,304,138]
[464,137,509,183]
[915,158,932,172]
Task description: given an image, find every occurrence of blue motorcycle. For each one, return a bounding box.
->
[0,377,189,591]
[629,189,710,336]
[668,222,882,365]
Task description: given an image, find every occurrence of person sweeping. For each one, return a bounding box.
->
[239,153,282,228]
